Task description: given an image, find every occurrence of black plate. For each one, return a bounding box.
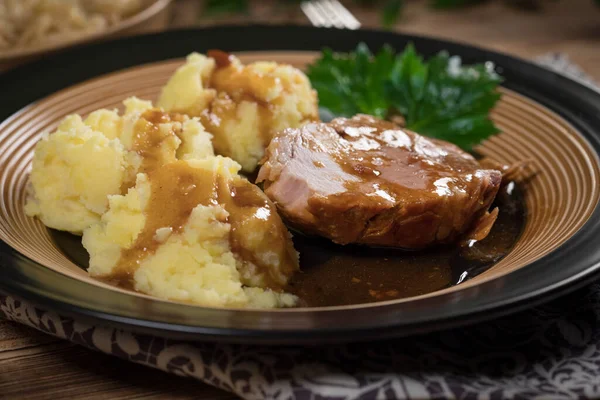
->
[1,26,600,344]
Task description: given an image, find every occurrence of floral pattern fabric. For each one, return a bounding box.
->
[3,283,600,399]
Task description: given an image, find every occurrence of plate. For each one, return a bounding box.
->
[1,26,600,344]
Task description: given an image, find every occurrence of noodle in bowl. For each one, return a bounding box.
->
[0,0,171,64]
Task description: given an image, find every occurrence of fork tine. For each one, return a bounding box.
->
[313,0,346,29]
[302,0,362,30]
[301,1,330,27]
[300,2,320,27]
[326,0,361,30]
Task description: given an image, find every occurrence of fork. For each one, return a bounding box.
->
[301,0,362,30]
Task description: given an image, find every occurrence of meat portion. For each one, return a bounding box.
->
[257,115,503,249]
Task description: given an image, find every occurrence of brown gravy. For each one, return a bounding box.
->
[199,52,317,161]
[120,109,185,191]
[207,49,234,68]
[319,115,503,247]
[111,161,218,285]
[199,59,279,154]
[132,110,185,175]
[52,178,524,306]
[223,176,299,289]
[104,160,297,289]
[285,181,525,307]
[329,116,487,201]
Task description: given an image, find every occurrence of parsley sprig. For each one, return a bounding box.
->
[306,43,503,150]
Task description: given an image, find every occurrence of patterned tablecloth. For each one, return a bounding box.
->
[1,55,598,400]
[3,285,600,399]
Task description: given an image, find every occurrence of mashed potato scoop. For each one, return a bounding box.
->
[158,52,319,172]
[82,157,299,308]
[25,97,214,234]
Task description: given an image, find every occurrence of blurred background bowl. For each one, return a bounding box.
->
[0,0,172,72]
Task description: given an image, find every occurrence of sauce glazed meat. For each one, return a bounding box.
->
[257,114,503,249]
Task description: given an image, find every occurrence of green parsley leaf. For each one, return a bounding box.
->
[306,44,395,119]
[306,43,503,150]
[387,44,502,149]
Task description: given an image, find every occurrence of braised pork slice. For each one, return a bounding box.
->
[256,115,502,249]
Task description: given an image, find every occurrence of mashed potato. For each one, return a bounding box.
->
[25,117,127,233]
[158,52,319,172]
[26,97,214,234]
[82,157,298,308]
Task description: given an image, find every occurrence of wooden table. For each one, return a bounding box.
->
[1,1,598,399]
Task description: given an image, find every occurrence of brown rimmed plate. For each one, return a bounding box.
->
[1,26,600,344]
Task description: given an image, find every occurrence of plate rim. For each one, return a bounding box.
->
[1,25,600,344]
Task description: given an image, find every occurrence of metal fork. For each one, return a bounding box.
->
[301,0,362,30]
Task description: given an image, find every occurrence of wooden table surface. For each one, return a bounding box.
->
[1,1,598,399]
